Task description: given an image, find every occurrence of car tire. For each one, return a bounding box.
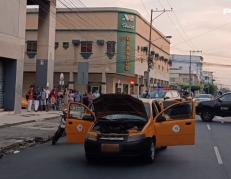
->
[145,140,156,163]
[201,110,214,122]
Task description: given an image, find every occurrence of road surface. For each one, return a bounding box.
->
[1,117,231,179]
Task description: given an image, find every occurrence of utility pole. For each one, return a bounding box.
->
[189,50,202,96]
[147,8,173,91]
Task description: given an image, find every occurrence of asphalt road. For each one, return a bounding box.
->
[1,117,231,179]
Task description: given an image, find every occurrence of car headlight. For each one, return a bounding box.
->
[127,133,145,142]
[86,132,98,141]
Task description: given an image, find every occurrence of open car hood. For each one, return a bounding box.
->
[93,94,148,119]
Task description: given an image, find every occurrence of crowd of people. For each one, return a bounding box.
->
[26,85,100,112]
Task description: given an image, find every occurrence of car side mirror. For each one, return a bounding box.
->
[82,115,95,122]
[157,115,166,122]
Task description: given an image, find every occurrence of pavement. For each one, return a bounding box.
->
[0,110,61,128]
[0,110,61,152]
[1,117,231,179]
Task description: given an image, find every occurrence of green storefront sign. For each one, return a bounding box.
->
[117,12,136,74]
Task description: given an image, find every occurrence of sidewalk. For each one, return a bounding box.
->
[0,110,61,129]
[0,110,61,155]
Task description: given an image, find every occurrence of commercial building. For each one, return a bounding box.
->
[0,0,56,112]
[202,71,214,84]
[0,0,27,112]
[169,54,203,86]
[24,7,171,95]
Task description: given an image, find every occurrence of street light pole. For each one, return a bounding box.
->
[147,9,172,91]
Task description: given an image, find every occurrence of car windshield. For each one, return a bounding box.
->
[195,94,212,99]
[151,91,166,98]
[101,114,147,122]
[142,91,166,99]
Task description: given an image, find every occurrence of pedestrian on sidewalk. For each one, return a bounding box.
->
[26,85,35,112]
[74,90,82,103]
[45,87,50,111]
[40,87,47,111]
[63,88,69,107]
[34,87,40,112]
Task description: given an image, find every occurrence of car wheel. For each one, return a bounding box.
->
[201,110,214,122]
[145,140,156,163]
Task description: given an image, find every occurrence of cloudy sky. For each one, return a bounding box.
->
[59,0,231,88]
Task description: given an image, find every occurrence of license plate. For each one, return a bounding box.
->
[101,144,120,153]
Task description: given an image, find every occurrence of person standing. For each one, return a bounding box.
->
[40,87,47,111]
[27,85,34,112]
[45,87,50,111]
[74,90,82,103]
[34,87,40,112]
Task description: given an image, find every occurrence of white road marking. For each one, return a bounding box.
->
[207,124,211,131]
[214,146,223,165]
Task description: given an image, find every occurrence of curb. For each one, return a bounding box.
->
[0,115,60,129]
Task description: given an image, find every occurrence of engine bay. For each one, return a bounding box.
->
[93,120,146,134]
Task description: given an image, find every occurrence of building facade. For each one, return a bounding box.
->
[0,0,27,112]
[24,7,171,95]
[0,0,56,112]
[202,71,214,84]
[169,54,203,86]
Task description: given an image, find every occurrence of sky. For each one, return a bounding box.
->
[58,0,231,89]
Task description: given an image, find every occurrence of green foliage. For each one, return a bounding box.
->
[203,84,218,95]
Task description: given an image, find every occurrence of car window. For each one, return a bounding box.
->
[165,92,172,98]
[172,91,179,98]
[157,103,193,122]
[220,94,231,101]
[69,103,92,120]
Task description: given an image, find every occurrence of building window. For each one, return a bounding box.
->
[106,41,116,59]
[26,41,37,58]
[80,41,93,59]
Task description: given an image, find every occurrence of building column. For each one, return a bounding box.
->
[69,72,74,89]
[36,0,56,89]
[101,72,106,94]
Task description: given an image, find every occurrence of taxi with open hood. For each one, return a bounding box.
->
[66,94,195,163]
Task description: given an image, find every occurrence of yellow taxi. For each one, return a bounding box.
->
[66,94,195,163]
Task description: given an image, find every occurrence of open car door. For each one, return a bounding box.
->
[66,102,95,144]
[155,101,195,146]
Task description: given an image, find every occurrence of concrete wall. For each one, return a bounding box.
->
[0,0,26,60]
[0,0,27,112]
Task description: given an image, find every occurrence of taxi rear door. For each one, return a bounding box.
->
[66,102,95,144]
[154,101,195,146]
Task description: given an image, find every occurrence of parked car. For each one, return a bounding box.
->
[196,92,231,122]
[194,94,213,103]
[65,94,196,163]
[141,90,182,109]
